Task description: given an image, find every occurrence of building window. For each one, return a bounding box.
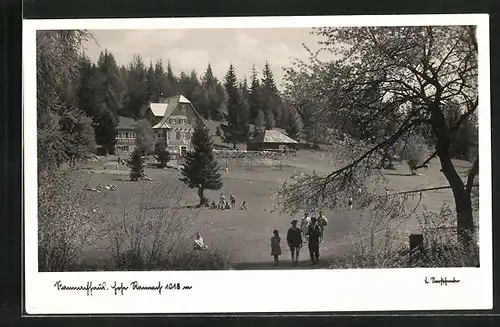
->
[169,118,176,124]
[176,131,181,139]
[180,118,187,124]
[129,132,135,139]
[191,119,197,124]
[180,132,187,140]
[124,132,129,139]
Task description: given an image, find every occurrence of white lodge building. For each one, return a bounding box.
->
[146,95,205,156]
[116,95,206,156]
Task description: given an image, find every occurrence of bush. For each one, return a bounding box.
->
[127,148,144,181]
[38,169,101,271]
[328,202,479,269]
[106,175,231,270]
[155,146,171,168]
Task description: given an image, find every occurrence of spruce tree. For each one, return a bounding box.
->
[127,148,145,181]
[248,65,262,124]
[261,61,284,128]
[180,124,222,206]
[218,63,250,148]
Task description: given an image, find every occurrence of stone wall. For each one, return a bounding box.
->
[213,149,296,169]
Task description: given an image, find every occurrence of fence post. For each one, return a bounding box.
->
[409,234,424,267]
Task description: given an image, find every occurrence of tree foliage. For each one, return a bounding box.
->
[180,124,223,205]
[37,30,97,171]
[285,108,302,141]
[217,64,250,148]
[134,119,157,155]
[127,148,145,181]
[280,26,479,247]
[154,140,171,168]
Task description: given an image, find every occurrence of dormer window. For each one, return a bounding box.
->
[169,118,176,124]
[180,118,187,124]
[191,119,197,124]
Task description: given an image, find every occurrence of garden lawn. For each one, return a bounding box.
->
[75,150,473,270]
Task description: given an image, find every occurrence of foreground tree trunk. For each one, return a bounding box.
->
[432,102,475,249]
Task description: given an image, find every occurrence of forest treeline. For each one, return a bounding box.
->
[36,30,476,172]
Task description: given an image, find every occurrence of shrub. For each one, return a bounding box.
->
[328,202,479,269]
[154,146,171,168]
[107,175,220,270]
[38,169,101,271]
[127,148,144,181]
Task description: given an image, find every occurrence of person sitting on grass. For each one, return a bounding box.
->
[287,220,303,266]
[211,201,217,210]
[270,229,282,266]
[348,197,353,210]
[240,201,247,210]
[193,232,208,250]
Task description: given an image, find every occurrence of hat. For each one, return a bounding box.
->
[291,219,298,224]
[311,217,317,222]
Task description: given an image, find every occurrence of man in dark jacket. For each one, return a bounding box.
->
[306,217,323,265]
[287,220,303,266]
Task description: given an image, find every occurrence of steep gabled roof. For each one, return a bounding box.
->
[150,103,170,117]
[178,95,191,103]
[149,94,205,129]
[249,129,298,144]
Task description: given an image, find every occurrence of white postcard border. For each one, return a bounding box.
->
[23,14,492,314]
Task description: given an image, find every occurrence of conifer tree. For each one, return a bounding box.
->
[127,148,145,181]
[218,63,250,148]
[261,61,284,128]
[248,65,262,124]
[180,124,223,206]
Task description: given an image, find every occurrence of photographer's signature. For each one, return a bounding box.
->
[424,277,460,286]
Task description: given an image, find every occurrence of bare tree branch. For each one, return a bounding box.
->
[386,184,479,197]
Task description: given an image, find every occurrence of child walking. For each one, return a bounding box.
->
[270,229,282,266]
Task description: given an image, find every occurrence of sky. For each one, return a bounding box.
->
[83,28,324,90]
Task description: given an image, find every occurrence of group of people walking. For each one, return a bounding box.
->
[271,211,328,266]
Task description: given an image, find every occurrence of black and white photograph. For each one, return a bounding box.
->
[24,15,492,313]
